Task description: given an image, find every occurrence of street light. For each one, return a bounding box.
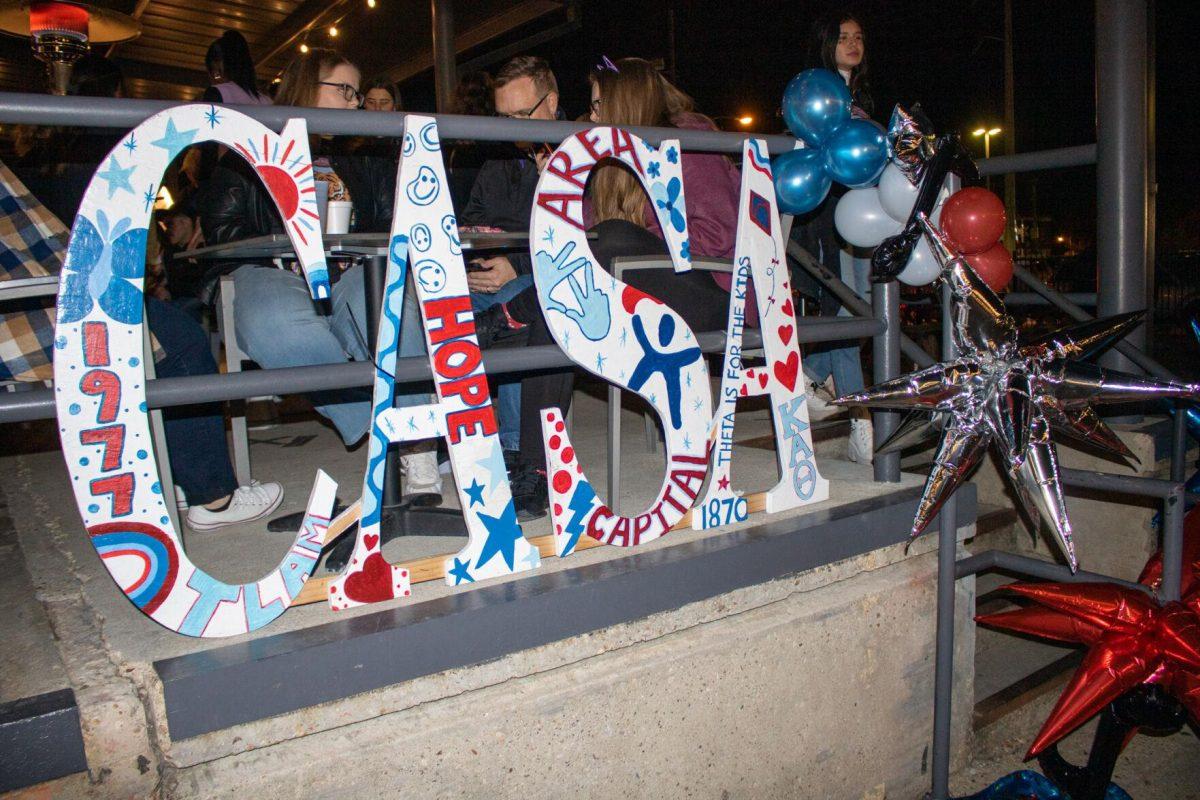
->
[972,126,1002,159]
[714,115,755,130]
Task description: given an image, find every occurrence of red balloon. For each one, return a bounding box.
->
[964,243,1013,292]
[940,187,1006,254]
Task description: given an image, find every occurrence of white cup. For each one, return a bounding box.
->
[326,200,352,235]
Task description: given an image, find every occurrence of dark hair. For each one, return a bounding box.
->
[493,55,557,96]
[363,76,401,109]
[67,55,124,98]
[206,30,263,100]
[811,12,872,117]
[452,70,494,116]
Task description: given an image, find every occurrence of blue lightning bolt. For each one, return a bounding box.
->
[560,480,597,557]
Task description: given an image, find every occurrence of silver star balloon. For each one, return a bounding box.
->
[835,215,1199,571]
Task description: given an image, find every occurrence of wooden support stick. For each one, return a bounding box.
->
[291,491,770,607]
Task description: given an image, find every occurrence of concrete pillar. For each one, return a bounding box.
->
[1095,0,1149,373]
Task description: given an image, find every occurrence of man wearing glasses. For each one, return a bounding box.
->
[459,55,563,519]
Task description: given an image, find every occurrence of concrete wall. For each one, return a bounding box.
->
[161,538,976,800]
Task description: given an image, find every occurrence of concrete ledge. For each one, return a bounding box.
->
[0,689,88,792]
[155,483,977,740]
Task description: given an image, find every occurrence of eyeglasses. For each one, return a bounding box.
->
[589,98,602,114]
[320,81,364,105]
[497,91,550,119]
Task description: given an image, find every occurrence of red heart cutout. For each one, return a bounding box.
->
[343,552,394,603]
[781,299,794,318]
[778,324,793,346]
[364,533,379,551]
[758,371,769,389]
[774,352,799,392]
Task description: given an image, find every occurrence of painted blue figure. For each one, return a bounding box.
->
[534,240,611,342]
[628,313,701,430]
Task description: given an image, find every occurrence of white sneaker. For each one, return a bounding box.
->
[186,481,284,531]
[805,377,840,422]
[401,449,443,500]
[848,416,874,463]
[174,485,189,513]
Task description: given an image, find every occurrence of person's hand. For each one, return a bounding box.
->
[466,256,518,294]
[534,144,553,173]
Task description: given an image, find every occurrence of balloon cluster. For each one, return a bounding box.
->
[939,187,1012,292]
[773,69,888,215]
[833,162,951,286]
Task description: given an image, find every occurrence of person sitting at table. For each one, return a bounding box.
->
[193,48,441,501]
[471,56,746,519]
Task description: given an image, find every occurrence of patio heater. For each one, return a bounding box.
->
[0,1,140,95]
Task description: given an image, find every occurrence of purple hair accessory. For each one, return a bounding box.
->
[596,55,619,73]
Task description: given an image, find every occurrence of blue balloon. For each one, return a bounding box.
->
[773,148,832,215]
[823,119,888,189]
[781,69,853,147]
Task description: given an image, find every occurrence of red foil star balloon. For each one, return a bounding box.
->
[976,511,1200,759]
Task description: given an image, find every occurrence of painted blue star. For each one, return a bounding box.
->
[143,184,156,212]
[476,441,509,485]
[692,398,704,411]
[619,328,628,346]
[123,133,137,154]
[666,146,679,164]
[649,392,657,405]
[96,156,135,199]
[449,557,475,585]
[521,546,541,570]
[464,478,486,507]
[619,370,626,380]
[204,105,222,128]
[647,160,661,178]
[683,329,692,341]
[562,330,571,349]
[683,434,692,450]
[407,416,418,431]
[685,372,693,388]
[427,408,437,421]
[596,353,606,371]
[475,500,523,571]
[151,118,198,157]
[542,227,556,246]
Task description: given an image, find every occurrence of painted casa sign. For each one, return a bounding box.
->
[54,107,828,637]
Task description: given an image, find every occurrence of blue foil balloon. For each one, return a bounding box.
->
[781,69,852,147]
[773,148,832,215]
[823,118,889,188]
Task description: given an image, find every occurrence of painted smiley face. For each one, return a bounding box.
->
[410,223,432,252]
[405,166,440,206]
[415,259,447,293]
[420,122,440,151]
[440,214,461,254]
[403,132,415,156]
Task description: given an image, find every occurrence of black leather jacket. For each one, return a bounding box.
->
[195,141,397,254]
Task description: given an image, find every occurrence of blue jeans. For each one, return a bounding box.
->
[232,263,428,445]
[805,248,869,397]
[471,274,533,451]
[146,297,238,505]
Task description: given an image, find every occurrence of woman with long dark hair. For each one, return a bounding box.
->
[796,11,876,464]
[202,31,271,106]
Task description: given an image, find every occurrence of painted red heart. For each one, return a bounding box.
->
[778,324,793,346]
[774,352,799,392]
[781,299,794,318]
[343,552,394,603]
[746,369,756,378]
[364,533,379,550]
[758,371,769,389]
[739,384,748,397]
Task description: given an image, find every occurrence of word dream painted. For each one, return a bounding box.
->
[54,108,825,636]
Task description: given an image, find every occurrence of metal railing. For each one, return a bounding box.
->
[0,88,1187,800]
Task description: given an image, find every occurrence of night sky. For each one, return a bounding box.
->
[401,0,1197,254]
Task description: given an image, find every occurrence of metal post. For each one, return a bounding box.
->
[872,281,901,483]
[431,0,458,114]
[1161,482,1184,603]
[930,283,959,799]
[1171,401,1188,484]
[1095,0,1149,374]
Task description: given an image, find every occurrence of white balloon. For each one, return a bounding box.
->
[897,236,942,286]
[878,162,919,222]
[835,188,903,248]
